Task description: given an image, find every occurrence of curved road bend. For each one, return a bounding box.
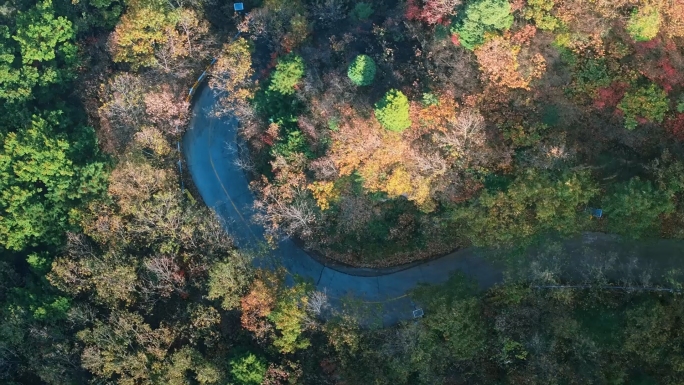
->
[183,87,684,325]
[183,87,503,325]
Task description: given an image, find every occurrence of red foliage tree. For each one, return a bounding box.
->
[646,57,680,92]
[405,0,461,25]
[633,38,684,93]
[405,0,422,21]
[594,82,628,110]
[666,114,684,141]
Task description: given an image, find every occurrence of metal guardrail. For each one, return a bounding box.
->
[185,57,218,102]
[180,32,242,192]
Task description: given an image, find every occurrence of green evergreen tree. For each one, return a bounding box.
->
[348,54,376,86]
[450,0,513,50]
[229,352,267,385]
[351,2,374,20]
[374,89,411,132]
[269,54,305,95]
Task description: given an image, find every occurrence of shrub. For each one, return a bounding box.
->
[374,89,412,132]
[617,84,669,130]
[268,55,305,95]
[347,54,376,86]
[451,0,513,50]
[351,2,373,20]
[229,352,267,385]
[627,5,661,42]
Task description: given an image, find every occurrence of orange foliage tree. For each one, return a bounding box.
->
[474,32,546,90]
[329,106,436,211]
[663,0,684,38]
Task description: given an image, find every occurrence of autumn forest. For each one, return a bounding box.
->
[3,0,684,384]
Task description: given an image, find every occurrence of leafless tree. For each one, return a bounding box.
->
[237,6,297,51]
[98,74,147,152]
[0,261,19,298]
[434,109,485,151]
[233,152,257,173]
[0,346,18,381]
[433,109,499,169]
[67,303,98,328]
[308,157,338,180]
[142,256,186,298]
[299,47,329,94]
[410,148,447,177]
[306,289,329,317]
[127,191,184,241]
[99,74,147,128]
[65,232,98,260]
[254,190,318,239]
[297,116,318,143]
[302,289,330,328]
[335,194,374,235]
[154,31,190,76]
[321,72,358,107]
[278,199,318,238]
[381,321,422,358]
[311,0,348,28]
[425,39,481,96]
[226,140,257,173]
[143,86,190,136]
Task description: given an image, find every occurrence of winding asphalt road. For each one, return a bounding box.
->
[183,87,684,324]
[183,87,504,324]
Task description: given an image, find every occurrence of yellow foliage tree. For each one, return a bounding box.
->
[109,0,179,70]
[307,181,338,211]
[210,37,255,115]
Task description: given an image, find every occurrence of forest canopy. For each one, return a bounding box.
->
[233,0,684,268]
